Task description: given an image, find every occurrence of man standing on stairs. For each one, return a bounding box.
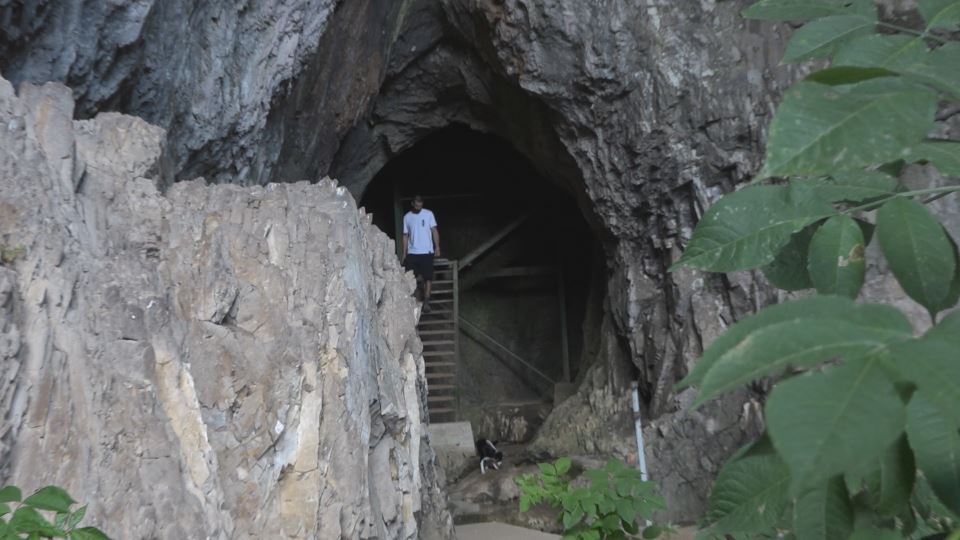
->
[402,195,440,312]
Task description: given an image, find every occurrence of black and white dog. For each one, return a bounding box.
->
[476,439,503,474]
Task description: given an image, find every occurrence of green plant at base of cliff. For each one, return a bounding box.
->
[0,245,25,265]
[670,0,960,538]
[0,485,109,540]
[516,457,669,540]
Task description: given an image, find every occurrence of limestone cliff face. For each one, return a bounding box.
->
[0,0,792,521]
[0,78,452,539]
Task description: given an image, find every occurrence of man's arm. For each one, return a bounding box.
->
[431,227,440,258]
[402,234,409,259]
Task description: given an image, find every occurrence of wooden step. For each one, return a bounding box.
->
[417,329,457,336]
[425,361,457,368]
[429,407,455,414]
[431,280,453,285]
[428,395,455,403]
[428,384,456,391]
[421,308,454,314]
[426,373,456,380]
[423,351,456,358]
[422,340,455,346]
[417,318,454,325]
[427,299,453,304]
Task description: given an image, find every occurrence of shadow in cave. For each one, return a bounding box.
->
[360,125,602,444]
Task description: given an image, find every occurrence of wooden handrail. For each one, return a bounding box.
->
[459,214,530,270]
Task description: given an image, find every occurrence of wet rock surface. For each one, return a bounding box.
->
[0,77,452,539]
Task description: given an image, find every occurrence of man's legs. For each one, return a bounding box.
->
[421,254,435,312]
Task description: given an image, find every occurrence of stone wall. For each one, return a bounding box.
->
[0,77,452,539]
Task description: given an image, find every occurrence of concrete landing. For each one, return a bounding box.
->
[428,421,476,482]
[455,522,559,540]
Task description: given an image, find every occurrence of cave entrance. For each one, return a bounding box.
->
[360,125,601,442]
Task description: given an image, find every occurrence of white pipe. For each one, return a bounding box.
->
[631,382,649,482]
[632,382,652,527]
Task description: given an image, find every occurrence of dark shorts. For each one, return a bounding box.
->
[404,253,435,281]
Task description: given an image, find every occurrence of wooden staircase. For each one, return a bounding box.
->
[419,259,460,422]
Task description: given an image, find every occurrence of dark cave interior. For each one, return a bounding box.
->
[360,125,603,440]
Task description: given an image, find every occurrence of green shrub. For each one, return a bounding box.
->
[670,0,960,538]
[516,457,668,540]
[0,485,109,539]
[0,245,25,266]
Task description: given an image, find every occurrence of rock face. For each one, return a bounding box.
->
[0,0,792,522]
[0,78,452,539]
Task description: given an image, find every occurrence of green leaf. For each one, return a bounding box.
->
[807,170,898,203]
[834,35,960,99]
[66,506,86,530]
[671,183,836,272]
[678,295,905,389]
[539,463,557,476]
[906,394,960,516]
[55,512,68,529]
[563,507,584,529]
[9,507,65,537]
[692,299,911,406]
[0,503,9,517]
[614,498,636,524]
[783,15,876,63]
[793,477,854,540]
[805,66,895,85]
[743,0,875,21]
[23,486,75,514]
[877,197,956,317]
[519,496,531,513]
[865,436,916,516]
[642,524,663,539]
[68,527,110,540]
[910,140,960,177]
[0,487,21,504]
[762,225,816,290]
[891,311,960,423]
[919,0,960,28]
[600,513,620,530]
[847,527,902,540]
[555,458,572,476]
[704,440,791,534]
[758,78,938,179]
[766,356,906,492]
[807,215,866,298]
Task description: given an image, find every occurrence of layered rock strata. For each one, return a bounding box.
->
[0,77,452,539]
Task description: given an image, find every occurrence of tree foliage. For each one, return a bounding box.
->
[671,1,960,538]
[0,485,109,539]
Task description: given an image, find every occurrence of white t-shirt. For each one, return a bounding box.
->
[403,209,437,255]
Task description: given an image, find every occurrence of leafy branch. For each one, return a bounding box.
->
[516,458,667,540]
[0,485,109,539]
[670,0,960,538]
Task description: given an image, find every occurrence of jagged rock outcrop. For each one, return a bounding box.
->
[0,77,453,539]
